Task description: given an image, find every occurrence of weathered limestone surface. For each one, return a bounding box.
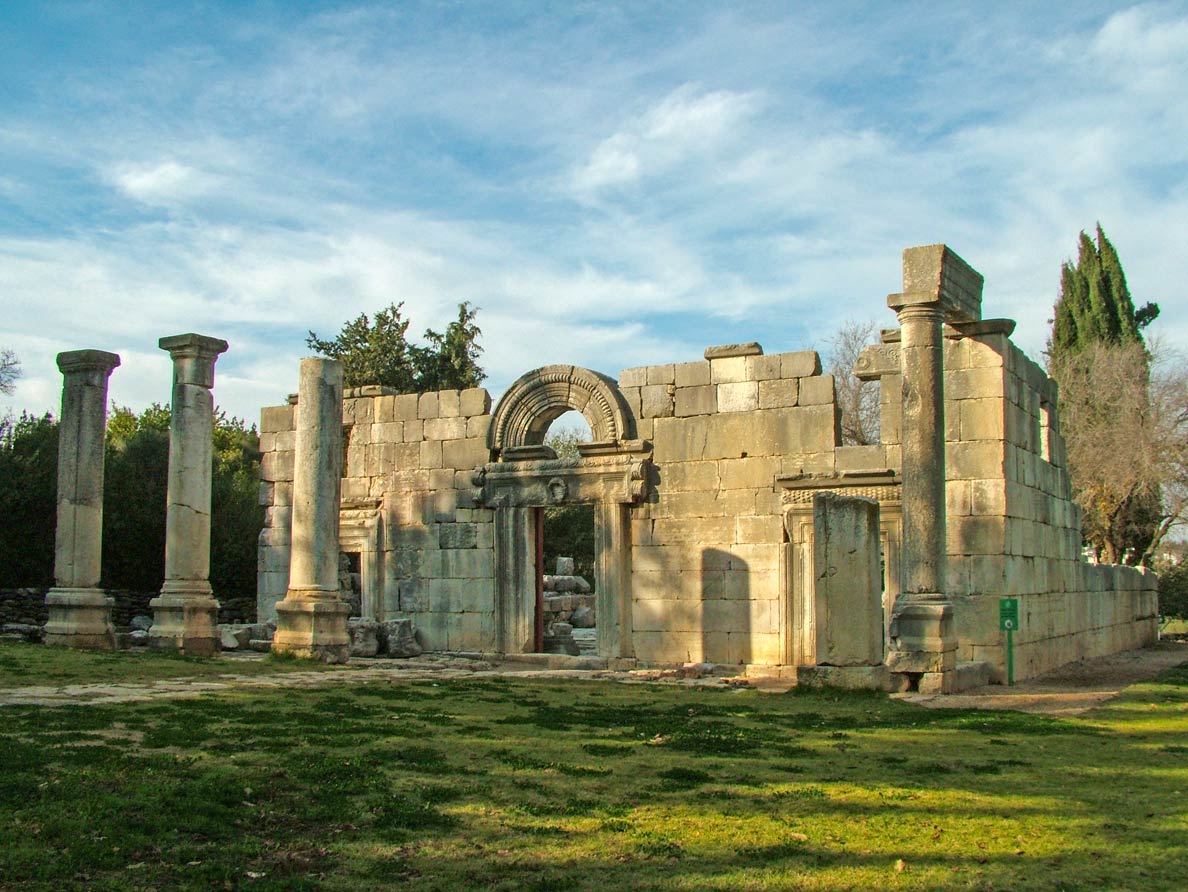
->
[44,349,120,650]
[254,244,1157,685]
[150,334,228,657]
[273,358,351,663]
[812,493,883,667]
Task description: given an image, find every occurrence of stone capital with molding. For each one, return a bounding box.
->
[159,333,229,388]
[887,244,983,323]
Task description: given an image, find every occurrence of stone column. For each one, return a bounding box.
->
[273,358,351,663]
[149,333,228,656]
[886,245,983,691]
[44,350,120,649]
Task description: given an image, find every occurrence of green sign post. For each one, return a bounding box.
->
[999,598,1019,686]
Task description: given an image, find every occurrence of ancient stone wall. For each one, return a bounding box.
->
[620,345,838,666]
[258,385,496,651]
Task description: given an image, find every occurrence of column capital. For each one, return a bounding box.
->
[56,349,121,377]
[887,244,983,322]
[159,333,228,388]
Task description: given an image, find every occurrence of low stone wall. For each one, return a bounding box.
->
[0,588,257,629]
[953,565,1159,682]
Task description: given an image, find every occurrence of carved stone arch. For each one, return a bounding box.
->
[488,365,630,455]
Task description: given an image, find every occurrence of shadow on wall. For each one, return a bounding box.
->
[702,548,749,665]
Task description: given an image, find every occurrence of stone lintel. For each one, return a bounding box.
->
[56,349,121,376]
[501,444,558,462]
[159,333,229,387]
[576,438,649,457]
[887,244,983,323]
[478,455,651,507]
[344,385,401,398]
[854,343,901,381]
[704,342,763,360]
[880,318,1016,344]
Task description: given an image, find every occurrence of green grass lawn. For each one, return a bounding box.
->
[0,641,342,687]
[2,646,1187,891]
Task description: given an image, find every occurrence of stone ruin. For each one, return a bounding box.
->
[540,556,595,657]
[251,244,1158,691]
[39,244,1159,693]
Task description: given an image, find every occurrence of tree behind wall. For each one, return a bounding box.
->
[0,404,263,608]
[1049,224,1163,564]
[306,301,485,391]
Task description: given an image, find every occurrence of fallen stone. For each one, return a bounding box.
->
[555,557,575,576]
[218,625,253,651]
[379,619,423,658]
[569,606,596,628]
[573,576,592,594]
[677,662,715,679]
[349,619,380,657]
[248,639,272,653]
[129,615,153,632]
[1,622,44,642]
[129,629,150,647]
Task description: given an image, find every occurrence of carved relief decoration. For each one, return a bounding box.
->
[488,365,629,455]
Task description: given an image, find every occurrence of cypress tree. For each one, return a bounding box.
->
[1050,224,1161,564]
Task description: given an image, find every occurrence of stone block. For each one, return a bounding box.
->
[260,405,294,433]
[960,398,1005,440]
[781,350,821,378]
[798,375,835,406]
[947,367,1004,401]
[834,444,886,472]
[443,437,490,470]
[734,514,783,544]
[260,450,294,482]
[467,415,492,439]
[675,385,716,417]
[971,478,1007,516]
[947,441,1004,480]
[658,460,718,493]
[438,389,461,417]
[674,360,711,387]
[710,356,749,384]
[647,364,675,385]
[619,366,647,387]
[418,391,439,419]
[746,354,783,381]
[758,378,797,409]
[419,439,444,469]
[946,480,972,516]
[812,493,883,666]
[717,381,759,413]
[652,417,707,462]
[719,456,777,490]
[460,387,491,416]
[424,416,467,441]
[641,384,675,418]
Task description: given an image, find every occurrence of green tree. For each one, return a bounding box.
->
[0,413,59,586]
[1051,224,1158,357]
[0,404,264,614]
[1049,225,1164,564]
[306,301,484,391]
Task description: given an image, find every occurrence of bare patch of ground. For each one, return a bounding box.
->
[899,640,1188,715]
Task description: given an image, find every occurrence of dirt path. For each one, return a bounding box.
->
[898,640,1188,715]
[3,642,1185,714]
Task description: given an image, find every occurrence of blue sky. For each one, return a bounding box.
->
[3,1,1187,424]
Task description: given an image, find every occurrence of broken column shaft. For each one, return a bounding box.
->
[149,333,228,656]
[273,357,351,663]
[44,349,120,649]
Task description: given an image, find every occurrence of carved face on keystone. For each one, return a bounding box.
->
[548,477,567,503]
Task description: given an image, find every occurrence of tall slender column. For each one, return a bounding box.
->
[885,245,983,689]
[44,350,120,649]
[149,333,228,656]
[273,358,351,663]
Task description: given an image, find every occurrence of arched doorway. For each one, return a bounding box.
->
[476,365,650,658]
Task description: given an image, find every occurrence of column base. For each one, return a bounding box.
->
[43,588,116,649]
[886,598,957,676]
[274,591,351,664]
[149,585,220,657]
